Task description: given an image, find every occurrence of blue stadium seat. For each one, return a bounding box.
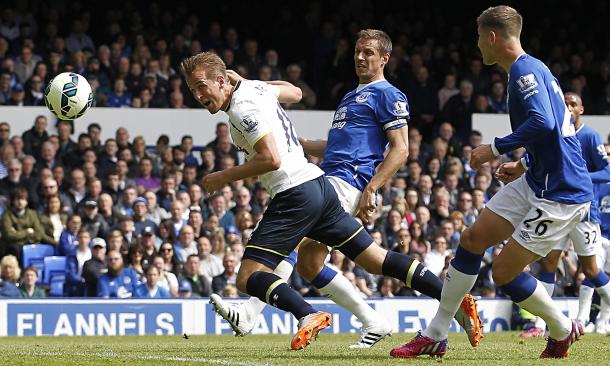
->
[22,244,56,284]
[43,256,67,297]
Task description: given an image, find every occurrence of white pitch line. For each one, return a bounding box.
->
[9,350,277,366]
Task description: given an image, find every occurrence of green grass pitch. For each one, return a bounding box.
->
[0,332,608,365]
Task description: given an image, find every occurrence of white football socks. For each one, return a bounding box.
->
[319,272,382,327]
[596,282,610,332]
[423,264,477,340]
[517,281,571,340]
[577,284,595,324]
[534,281,555,330]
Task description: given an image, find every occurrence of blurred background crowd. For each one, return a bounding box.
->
[0,1,608,124]
[0,0,609,307]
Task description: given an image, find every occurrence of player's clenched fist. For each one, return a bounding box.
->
[470,144,495,170]
[202,172,226,193]
[357,188,376,224]
[495,161,527,184]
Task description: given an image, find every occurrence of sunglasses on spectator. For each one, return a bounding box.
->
[161,247,173,252]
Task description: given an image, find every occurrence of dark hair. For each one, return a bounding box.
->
[128,243,145,264]
[159,219,178,243]
[172,145,186,154]
[10,187,28,202]
[157,134,169,146]
[87,123,101,132]
[145,264,159,275]
[78,133,91,142]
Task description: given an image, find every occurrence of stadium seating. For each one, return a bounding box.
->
[43,256,67,296]
[22,244,56,284]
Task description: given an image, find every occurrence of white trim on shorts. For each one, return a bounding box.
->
[486,175,590,257]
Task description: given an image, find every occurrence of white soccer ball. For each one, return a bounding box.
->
[44,72,93,120]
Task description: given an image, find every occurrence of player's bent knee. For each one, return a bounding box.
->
[296,256,324,282]
[296,242,328,281]
[459,228,477,252]
[582,264,600,279]
[540,258,556,273]
[354,244,386,274]
[459,226,492,254]
[491,261,515,286]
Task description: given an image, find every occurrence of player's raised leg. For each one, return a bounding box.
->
[391,207,512,358]
[309,196,482,349]
[346,237,482,347]
[297,239,392,348]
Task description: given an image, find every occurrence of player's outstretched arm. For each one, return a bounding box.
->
[358,126,409,223]
[202,134,281,192]
[267,80,303,104]
[298,137,327,159]
[226,70,302,103]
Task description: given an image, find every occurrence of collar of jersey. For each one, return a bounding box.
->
[356,78,385,93]
[223,80,241,112]
[509,53,528,73]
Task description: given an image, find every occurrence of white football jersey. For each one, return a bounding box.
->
[224,80,323,197]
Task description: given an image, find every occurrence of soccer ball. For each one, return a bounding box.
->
[44,72,93,120]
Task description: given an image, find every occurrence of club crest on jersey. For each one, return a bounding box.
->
[240,115,259,133]
[356,92,371,103]
[393,101,408,116]
[333,106,347,121]
[516,73,538,94]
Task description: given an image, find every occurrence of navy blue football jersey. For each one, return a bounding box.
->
[321,80,409,191]
[494,54,593,204]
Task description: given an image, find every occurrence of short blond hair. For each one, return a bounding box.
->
[1,255,21,280]
[477,5,522,38]
[180,52,226,80]
[357,29,392,55]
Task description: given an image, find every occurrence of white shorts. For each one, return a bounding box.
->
[327,176,361,216]
[553,221,601,257]
[486,176,590,257]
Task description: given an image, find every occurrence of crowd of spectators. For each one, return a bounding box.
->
[0,1,608,140]
[0,1,609,301]
[0,113,608,300]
